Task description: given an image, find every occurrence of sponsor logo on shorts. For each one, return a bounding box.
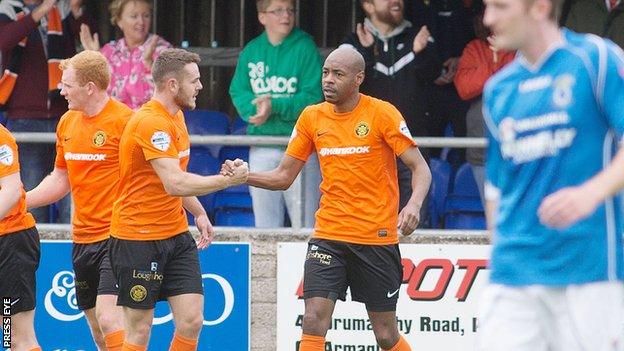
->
[75,280,89,290]
[130,285,148,302]
[64,152,106,161]
[354,121,370,138]
[387,288,400,298]
[132,269,164,282]
[0,145,14,166]
[318,146,370,157]
[92,131,106,147]
[151,131,171,151]
[306,250,332,265]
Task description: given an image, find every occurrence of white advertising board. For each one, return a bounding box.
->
[277,243,491,351]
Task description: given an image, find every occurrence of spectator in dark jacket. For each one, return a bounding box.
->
[410,0,474,159]
[0,0,94,223]
[563,0,624,49]
[343,0,440,224]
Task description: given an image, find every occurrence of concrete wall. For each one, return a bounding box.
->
[39,226,488,351]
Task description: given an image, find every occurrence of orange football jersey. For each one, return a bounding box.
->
[286,94,417,245]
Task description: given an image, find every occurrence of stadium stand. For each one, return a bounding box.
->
[443,162,486,229]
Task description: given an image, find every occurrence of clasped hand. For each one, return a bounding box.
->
[220,158,249,185]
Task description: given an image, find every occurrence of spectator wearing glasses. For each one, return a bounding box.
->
[230,0,323,228]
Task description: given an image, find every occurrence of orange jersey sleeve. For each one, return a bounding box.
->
[110,100,190,241]
[0,125,35,235]
[54,117,67,170]
[287,94,417,245]
[133,115,181,161]
[377,100,418,157]
[55,98,133,243]
[285,106,315,162]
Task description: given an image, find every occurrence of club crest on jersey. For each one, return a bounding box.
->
[151,131,171,151]
[92,131,106,147]
[0,145,14,166]
[354,121,370,138]
[552,74,575,108]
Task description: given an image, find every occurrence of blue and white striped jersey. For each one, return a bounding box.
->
[483,29,624,286]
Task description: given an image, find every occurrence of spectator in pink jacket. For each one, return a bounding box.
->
[80,0,171,109]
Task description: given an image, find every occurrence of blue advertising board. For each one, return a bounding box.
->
[33,241,250,351]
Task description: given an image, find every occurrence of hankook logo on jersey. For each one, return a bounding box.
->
[354,122,370,138]
[318,146,370,157]
[64,152,106,161]
[92,131,106,147]
[151,131,171,151]
[0,145,14,166]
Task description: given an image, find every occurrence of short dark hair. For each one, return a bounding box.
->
[152,49,201,88]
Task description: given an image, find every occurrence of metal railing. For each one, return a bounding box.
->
[14,133,488,233]
[13,133,487,148]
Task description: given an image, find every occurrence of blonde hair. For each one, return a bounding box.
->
[60,50,111,90]
[109,0,152,25]
[152,49,201,88]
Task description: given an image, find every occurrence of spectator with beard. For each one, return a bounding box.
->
[342,0,439,226]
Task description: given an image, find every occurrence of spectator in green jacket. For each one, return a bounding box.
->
[229,0,322,228]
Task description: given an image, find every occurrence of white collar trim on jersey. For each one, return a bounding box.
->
[517,30,566,73]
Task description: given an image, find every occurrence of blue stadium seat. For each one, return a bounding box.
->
[219,145,249,162]
[443,163,486,229]
[214,208,255,226]
[427,158,452,228]
[230,116,247,135]
[218,146,250,193]
[184,109,230,135]
[214,191,252,209]
[0,111,6,126]
[184,110,230,157]
[187,150,220,220]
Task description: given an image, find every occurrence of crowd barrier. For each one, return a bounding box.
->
[37,224,488,351]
